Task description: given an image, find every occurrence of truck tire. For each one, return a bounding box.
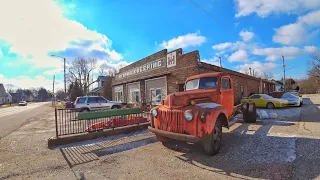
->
[243,103,257,123]
[202,117,222,155]
[156,134,170,143]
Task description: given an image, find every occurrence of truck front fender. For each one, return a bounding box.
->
[195,103,228,138]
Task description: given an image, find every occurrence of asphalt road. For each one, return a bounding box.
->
[0,102,52,139]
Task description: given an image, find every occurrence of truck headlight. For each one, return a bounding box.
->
[184,111,193,121]
[152,109,158,117]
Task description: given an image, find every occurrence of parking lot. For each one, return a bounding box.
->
[0,95,319,180]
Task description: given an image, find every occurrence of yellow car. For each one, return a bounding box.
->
[241,94,289,109]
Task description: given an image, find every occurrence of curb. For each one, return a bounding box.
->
[48,122,150,148]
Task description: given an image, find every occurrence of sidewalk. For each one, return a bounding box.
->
[0,110,76,180]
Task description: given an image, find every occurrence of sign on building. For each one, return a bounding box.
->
[115,57,166,80]
[167,51,176,67]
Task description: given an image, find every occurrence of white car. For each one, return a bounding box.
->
[18,101,28,106]
[281,92,302,107]
[74,96,122,112]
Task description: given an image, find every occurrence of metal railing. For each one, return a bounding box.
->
[54,108,151,138]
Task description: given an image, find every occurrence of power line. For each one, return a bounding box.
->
[189,0,257,53]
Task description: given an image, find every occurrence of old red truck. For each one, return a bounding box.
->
[148,72,256,155]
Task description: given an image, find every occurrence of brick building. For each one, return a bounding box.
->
[112,48,275,105]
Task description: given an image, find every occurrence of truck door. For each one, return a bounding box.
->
[220,76,234,117]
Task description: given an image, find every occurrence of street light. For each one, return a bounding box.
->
[51,55,66,94]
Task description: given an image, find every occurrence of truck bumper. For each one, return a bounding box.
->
[148,126,200,143]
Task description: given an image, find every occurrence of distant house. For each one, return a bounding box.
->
[88,76,112,100]
[0,84,7,105]
[274,80,283,92]
[10,92,28,103]
[6,93,12,103]
[26,94,36,102]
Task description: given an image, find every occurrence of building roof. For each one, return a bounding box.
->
[89,86,103,93]
[274,81,283,85]
[10,92,27,99]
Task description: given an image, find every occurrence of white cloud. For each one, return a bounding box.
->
[161,31,206,50]
[212,41,247,51]
[237,61,279,77]
[304,46,318,53]
[0,0,122,70]
[201,57,220,66]
[298,9,320,25]
[253,46,304,61]
[228,50,249,62]
[0,74,63,90]
[273,9,320,45]
[239,30,254,42]
[234,0,320,18]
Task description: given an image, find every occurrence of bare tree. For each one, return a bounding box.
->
[262,72,274,80]
[67,57,98,94]
[308,50,320,78]
[4,84,14,93]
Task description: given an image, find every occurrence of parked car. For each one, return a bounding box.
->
[288,90,302,97]
[74,96,122,112]
[281,92,303,107]
[241,94,288,109]
[18,101,27,106]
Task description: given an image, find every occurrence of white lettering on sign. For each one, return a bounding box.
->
[116,58,165,79]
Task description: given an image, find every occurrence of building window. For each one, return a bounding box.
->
[151,88,162,105]
[115,91,123,102]
[131,91,140,103]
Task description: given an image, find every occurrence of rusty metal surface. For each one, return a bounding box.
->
[148,127,200,143]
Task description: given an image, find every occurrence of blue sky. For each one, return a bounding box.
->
[0,0,319,90]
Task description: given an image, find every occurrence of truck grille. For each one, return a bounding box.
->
[158,110,185,133]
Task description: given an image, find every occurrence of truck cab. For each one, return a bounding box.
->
[148,72,256,155]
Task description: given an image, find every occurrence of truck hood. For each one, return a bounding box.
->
[163,89,219,109]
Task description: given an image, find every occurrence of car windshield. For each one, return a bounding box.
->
[185,77,218,91]
[261,94,273,99]
[282,93,295,98]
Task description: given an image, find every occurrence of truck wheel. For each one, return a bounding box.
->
[243,103,257,123]
[266,102,275,109]
[156,134,170,143]
[202,118,222,155]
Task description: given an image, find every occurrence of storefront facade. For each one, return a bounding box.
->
[112,48,275,105]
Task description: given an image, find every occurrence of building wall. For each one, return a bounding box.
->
[112,48,274,105]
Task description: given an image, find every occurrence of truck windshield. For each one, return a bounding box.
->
[185,77,218,91]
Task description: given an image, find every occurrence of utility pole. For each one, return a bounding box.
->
[64,58,66,94]
[219,57,222,67]
[52,75,55,107]
[282,55,286,92]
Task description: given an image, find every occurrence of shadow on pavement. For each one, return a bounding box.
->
[59,131,156,167]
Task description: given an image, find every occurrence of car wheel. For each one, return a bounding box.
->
[266,102,275,109]
[80,108,90,112]
[202,117,222,155]
[111,105,121,109]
